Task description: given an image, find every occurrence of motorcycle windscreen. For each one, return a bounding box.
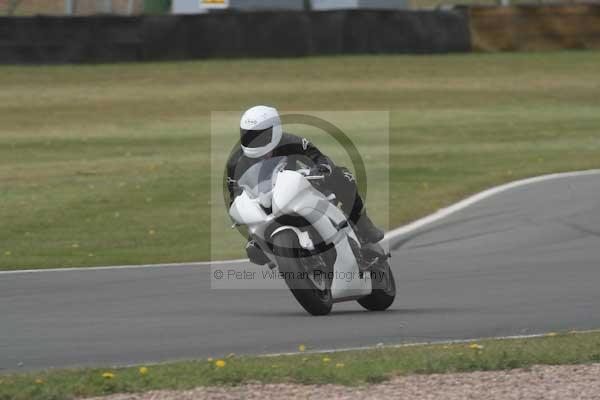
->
[237,156,287,199]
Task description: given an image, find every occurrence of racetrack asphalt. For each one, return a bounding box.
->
[2,172,600,372]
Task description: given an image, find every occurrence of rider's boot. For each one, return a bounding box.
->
[353,210,384,245]
[246,240,270,265]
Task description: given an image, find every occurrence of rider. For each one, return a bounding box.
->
[226,105,384,265]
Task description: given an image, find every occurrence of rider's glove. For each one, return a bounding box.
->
[315,163,332,176]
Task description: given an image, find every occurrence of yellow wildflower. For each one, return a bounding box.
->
[215,360,226,368]
[139,367,148,375]
[469,343,484,350]
[322,357,331,363]
[102,372,115,379]
[35,378,44,385]
[298,344,306,352]
[335,363,345,368]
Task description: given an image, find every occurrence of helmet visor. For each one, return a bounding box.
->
[240,127,273,148]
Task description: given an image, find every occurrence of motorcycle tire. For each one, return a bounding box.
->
[272,230,333,316]
[357,258,396,311]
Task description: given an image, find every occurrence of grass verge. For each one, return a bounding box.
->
[1,331,600,400]
[1,51,600,269]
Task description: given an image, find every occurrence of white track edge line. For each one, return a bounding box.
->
[111,328,600,369]
[260,328,600,359]
[0,259,250,275]
[383,169,600,242]
[3,169,600,275]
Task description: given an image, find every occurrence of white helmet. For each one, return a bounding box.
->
[240,105,282,159]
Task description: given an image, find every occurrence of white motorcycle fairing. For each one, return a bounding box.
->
[229,168,372,302]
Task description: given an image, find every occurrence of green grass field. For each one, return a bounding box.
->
[1,331,599,400]
[1,51,600,270]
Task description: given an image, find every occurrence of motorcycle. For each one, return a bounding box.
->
[229,156,396,315]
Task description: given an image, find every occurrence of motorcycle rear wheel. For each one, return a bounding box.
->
[272,230,333,316]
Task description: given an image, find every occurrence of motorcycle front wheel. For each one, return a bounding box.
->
[271,230,333,316]
[357,257,396,311]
